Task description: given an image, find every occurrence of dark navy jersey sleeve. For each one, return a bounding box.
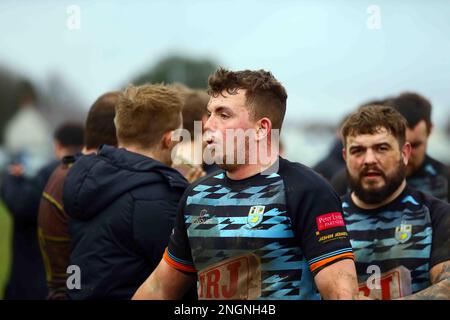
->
[428,196,450,268]
[280,158,354,276]
[164,191,196,273]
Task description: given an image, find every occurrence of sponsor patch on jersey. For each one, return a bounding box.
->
[316,212,345,231]
[317,231,349,243]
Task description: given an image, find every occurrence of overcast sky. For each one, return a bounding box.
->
[1,0,449,126]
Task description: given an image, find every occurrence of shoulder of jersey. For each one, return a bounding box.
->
[279,157,334,191]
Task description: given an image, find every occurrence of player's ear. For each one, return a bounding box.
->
[256,117,272,141]
[401,141,411,166]
[162,131,174,150]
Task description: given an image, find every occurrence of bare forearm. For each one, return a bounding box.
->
[325,270,358,300]
[132,259,196,300]
[316,259,359,300]
[400,278,450,300]
[400,262,450,300]
[133,272,166,300]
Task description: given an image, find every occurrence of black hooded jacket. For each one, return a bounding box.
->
[63,145,188,299]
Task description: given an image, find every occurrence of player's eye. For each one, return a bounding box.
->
[350,148,363,155]
[376,144,390,152]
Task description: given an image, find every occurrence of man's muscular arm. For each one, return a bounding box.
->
[314,259,359,300]
[133,258,196,300]
[400,261,450,300]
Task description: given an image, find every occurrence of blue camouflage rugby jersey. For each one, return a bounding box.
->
[407,155,450,202]
[342,186,450,299]
[164,157,354,300]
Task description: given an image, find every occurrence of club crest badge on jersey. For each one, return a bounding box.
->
[247,205,265,228]
[395,223,412,243]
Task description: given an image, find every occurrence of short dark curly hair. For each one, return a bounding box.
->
[341,105,407,148]
[207,68,287,130]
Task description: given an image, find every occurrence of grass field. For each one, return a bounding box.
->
[0,201,12,300]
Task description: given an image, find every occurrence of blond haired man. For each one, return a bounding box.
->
[62,84,192,299]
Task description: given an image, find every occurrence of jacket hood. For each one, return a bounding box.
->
[63,145,187,221]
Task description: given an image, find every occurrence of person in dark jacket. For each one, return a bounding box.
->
[62,84,190,300]
[38,92,119,300]
[1,122,84,300]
